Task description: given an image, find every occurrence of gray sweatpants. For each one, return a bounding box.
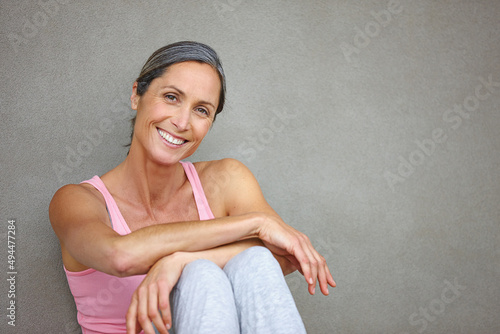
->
[166,246,307,334]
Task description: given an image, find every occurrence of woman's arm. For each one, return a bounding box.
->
[49,184,263,277]
[50,158,335,295]
[215,158,336,296]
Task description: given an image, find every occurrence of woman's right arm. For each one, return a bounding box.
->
[49,183,263,277]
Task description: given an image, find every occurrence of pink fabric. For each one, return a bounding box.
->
[181,161,215,221]
[64,161,214,333]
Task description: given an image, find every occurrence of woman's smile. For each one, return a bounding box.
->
[157,127,187,147]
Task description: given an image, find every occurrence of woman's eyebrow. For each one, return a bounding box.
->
[160,85,184,95]
[198,99,216,109]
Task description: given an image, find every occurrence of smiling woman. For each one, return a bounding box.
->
[130,61,220,166]
[49,41,335,334]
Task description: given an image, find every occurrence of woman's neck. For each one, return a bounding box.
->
[103,144,187,211]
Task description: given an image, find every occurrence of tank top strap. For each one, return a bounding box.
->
[180,161,215,220]
[80,176,132,235]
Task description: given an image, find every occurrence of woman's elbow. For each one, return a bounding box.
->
[107,240,148,277]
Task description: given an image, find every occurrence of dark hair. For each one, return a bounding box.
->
[129,41,226,143]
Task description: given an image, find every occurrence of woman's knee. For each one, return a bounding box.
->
[238,246,277,267]
[224,246,281,279]
[177,259,228,289]
[172,259,239,333]
[244,245,275,261]
[184,258,220,274]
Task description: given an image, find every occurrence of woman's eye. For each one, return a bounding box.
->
[196,107,209,116]
[165,94,177,101]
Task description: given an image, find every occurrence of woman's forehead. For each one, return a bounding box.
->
[154,62,220,98]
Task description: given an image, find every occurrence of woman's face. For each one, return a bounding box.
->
[131,61,221,165]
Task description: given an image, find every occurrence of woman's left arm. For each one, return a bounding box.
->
[208,158,336,296]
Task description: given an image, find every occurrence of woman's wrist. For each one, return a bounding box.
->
[163,251,192,270]
[247,212,268,239]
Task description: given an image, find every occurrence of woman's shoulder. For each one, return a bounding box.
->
[192,159,269,216]
[50,181,105,211]
[193,158,253,181]
[193,158,261,198]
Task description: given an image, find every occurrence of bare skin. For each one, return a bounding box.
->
[49,61,336,334]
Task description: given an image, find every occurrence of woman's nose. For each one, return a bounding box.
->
[171,107,191,131]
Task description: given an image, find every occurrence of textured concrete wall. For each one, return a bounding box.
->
[1,1,499,333]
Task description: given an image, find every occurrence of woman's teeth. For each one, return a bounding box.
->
[158,129,186,145]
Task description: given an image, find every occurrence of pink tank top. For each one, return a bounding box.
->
[64,161,215,334]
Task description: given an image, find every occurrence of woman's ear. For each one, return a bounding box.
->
[131,82,140,110]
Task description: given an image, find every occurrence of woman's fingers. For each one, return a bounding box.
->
[307,244,336,296]
[284,237,318,294]
[148,283,170,334]
[126,253,190,334]
[158,281,172,332]
[137,285,156,334]
[323,260,336,288]
[126,295,140,334]
[288,241,314,288]
[315,254,330,295]
[294,233,336,296]
[128,282,170,334]
[298,237,319,294]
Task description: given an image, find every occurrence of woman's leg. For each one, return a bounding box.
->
[170,259,240,334]
[223,246,307,334]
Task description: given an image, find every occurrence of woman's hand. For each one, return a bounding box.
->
[272,253,302,276]
[126,252,190,334]
[257,213,336,296]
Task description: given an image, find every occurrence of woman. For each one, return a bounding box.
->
[50,41,335,334]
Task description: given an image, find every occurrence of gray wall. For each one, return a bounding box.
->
[1,1,499,333]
